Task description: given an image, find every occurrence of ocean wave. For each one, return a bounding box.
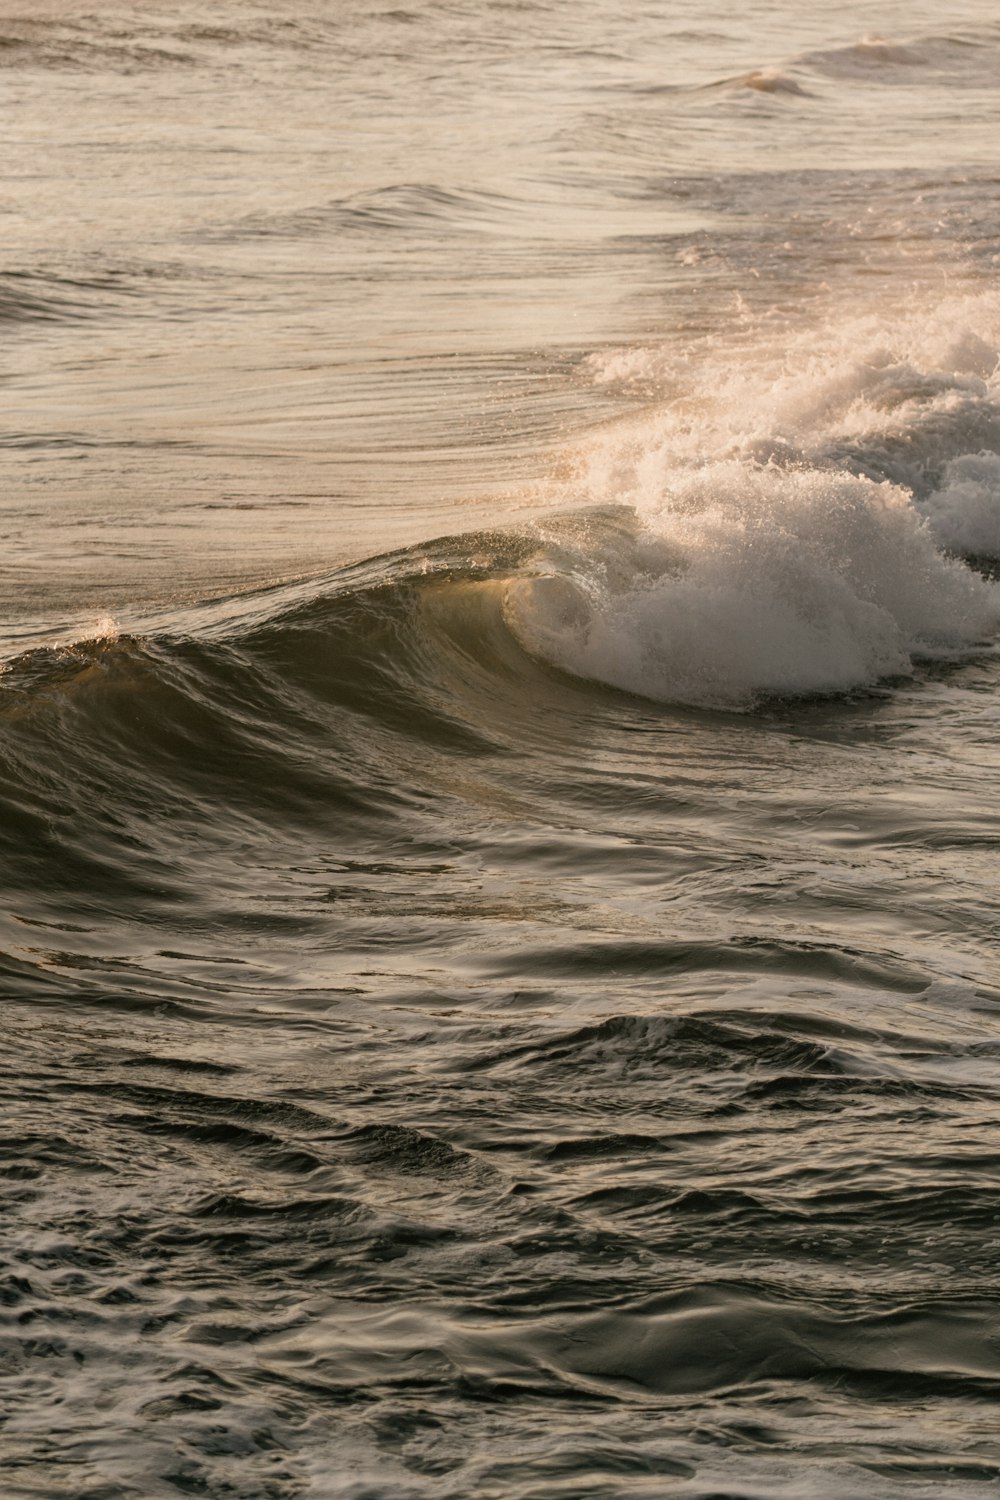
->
[517,1283,1000,1397]
[794,28,1000,82]
[511,294,1000,706]
[0,480,995,924]
[208,182,527,244]
[804,33,927,73]
[0,11,344,72]
[2,293,999,970]
[0,512,993,1016]
[0,16,200,72]
[0,268,147,327]
[0,527,552,995]
[506,471,999,708]
[689,27,1000,119]
[702,68,811,97]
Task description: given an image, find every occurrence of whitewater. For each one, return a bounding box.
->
[4,2,1000,1497]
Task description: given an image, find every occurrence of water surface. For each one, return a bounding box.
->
[4,2,1000,1496]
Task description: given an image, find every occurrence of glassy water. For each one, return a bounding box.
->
[4,3,1000,1496]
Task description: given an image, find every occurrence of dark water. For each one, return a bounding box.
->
[5,3,1000,1497]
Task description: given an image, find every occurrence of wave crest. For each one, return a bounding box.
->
[506,468,998,708]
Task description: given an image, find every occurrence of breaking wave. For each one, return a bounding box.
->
[509,292,1000,707]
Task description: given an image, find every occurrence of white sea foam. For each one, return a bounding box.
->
[920,452,1000,557]
[510,295,1000,707]
[83,614,121,645]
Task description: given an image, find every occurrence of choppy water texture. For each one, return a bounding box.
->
[5,2,1000,1496]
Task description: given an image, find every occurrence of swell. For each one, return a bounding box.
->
[3,292,1000,1005]
[0,527,570,995]
[0,268,146,328]
[694,24,1000,96]
[3,394,1000,907]
[1,512,998,1025]
[1,477,990,908]
[797,26,1000,83]
[0,10,344,73]
[210,183,528,243]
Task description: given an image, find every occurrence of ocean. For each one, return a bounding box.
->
[4,2,1000,1496]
